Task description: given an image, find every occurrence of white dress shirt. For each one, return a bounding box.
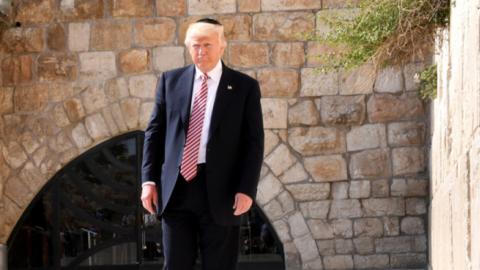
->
[143,60,222,187]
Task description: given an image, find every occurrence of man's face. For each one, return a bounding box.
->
[188,32,225,73]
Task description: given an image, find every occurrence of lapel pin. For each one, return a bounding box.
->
[227,85,233,90]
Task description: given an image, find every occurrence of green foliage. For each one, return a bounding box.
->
[313,0,450,72]
[418,64,437,100]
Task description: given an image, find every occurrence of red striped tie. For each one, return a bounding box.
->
[180,73,209,181]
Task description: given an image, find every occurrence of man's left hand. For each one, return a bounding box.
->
[233,193,253,216]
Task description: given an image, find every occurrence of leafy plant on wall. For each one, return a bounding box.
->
[311,0,450,100]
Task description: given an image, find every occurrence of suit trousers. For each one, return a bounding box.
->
[162,165,240,270]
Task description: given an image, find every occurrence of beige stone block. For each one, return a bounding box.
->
[392,147,425,175]
[265,144,297,176]
[91,20,132,50]
[81,84,107,114]
[19,132,40,155]
[367,94,424,123]
[332,182,348,199]
[333,219,354,238]
[347,124,387,151]
[383,217,400,236]
[135,18,176,47]
[403,62,426,91]
[406,198,427,215]
[401,217,425,235]
[47,23,66,51]
[64,98,86,122]
[153,46,185,72]
[272,220,291,242]
[105,78,129,103]
[217,15,252,41]
[85,113,110,140]
[14,84,49,113]
[101,107,119,135]
[288,100,319,126]
[108,0,153,17]
[111,103,129,132]
[71,123,93,148]
[353,255,389,269]
[238,0,261,12]
[79,52,117,80]
[68,23,90,52]
[253,12,315,41]
[156,0,186,16]
[188,0,236,15]
[278,191,295,214]
[363,198,405,217]
[2,142,27,169]
[339,64,375,95]
[1,55,33,85]
[288,212,309,237]
[300,201,331,219]
[258,69,299,97]
[285,183,330,201]
[335,239,354,254]
[374,66,404,93]
[120,98,141,129]
[263,199,284,220]
[303,257,323,269]
[15,0,55,25]
[306,42,341,67]
[320,95,366,126]
[280,162,309,184]
[261,98,288,129]
[264,130,279,156]
[119,49,150,74]
[300,68,339,96]
[1,28,44,53]
[289,127,345,156]
[391,178,428,197]
[390,253,427,268]
[349,149,391,179]
[304,155,348,182]
[5,177,33,208]
[262,0,321,11]
[317,239,335,255]
[308,219,334,239]
[128,74,157,99]
[354,218,383,237]
[59,0,104,21]
[256,173,283,205]
[38,53,77,81]
[48,131,74,153]
[294,234,320,262]
[388,121,425,147]
[353,237,375,255]
[349,180,370,199]
[316,9,358,37]
[375,236,414,253]
[272,42,305,68]
[329,199,362,219]
[371,179,389,197]
[229,43,268,68]
[322,0,360,8]
[323,255,353,270]
[52,104,71,128]
[0,87,13,115]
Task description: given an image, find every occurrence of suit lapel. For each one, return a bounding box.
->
[178,65,196,131]
[209,64,234,139]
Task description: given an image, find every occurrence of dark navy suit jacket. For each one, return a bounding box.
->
[141,63,264,225]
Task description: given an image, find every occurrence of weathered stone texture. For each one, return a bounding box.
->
[288,100,319,126]
[323,255,353,270]
[64,98,86,122]
[280,162,308,183]
[129,74,157,99]
[253,12,315,41]
[349,149,391,179]
[47,24,66,51]
[238,0,261,12]
[353,254,390,269]
[229,43,269,68]
[401,216,425,235]
[79,52,117,80]
[374,66,404,93]
[272,42,305,68]
[2,28,44,53]
[392,147,425,175]
[14,84,49,113]
[301,69,339,96]
[363,198,405,217]
[15,0,55,25]
[346,124,386,151]
[256,174,283,205]
[217,15,252,41]
[320,95,366,126]
[300,201,330,219]
[388,121,425,146]
[391,178,428,197]
[134,18,176,47]
[261,0,321,11]
[68,23,90,52]
[368,94,424,123]
[153,47,185,72]
[38,53,77,81]
[108,0,153,17]
[156,0,186,16]
[91,21,132,50]
[261,98,288,129]
[286,183,330,201]
[188,0,236,15]
[349,180,370,199]
[264,144,297,176]
[339,65,375,95]
[59,0,104,21]
[119,49,150,74]
[1,55,33,85]
[289,127,345,156]
[258,69,299,97]
[329,199,363,219]
[304,155,348,182]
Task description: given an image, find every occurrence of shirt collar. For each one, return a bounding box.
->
[194,60,223,83]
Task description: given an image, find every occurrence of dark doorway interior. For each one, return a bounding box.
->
[7,132,284,270]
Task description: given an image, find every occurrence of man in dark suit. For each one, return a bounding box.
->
[140,18,264,270]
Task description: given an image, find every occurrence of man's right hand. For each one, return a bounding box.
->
[141,184,158,215]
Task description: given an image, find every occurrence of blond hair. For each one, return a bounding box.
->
[184,22,227,48]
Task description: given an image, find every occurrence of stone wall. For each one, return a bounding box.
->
[0,0,429,269]
[430,1,480,269]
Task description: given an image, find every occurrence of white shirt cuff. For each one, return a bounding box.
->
[142,181,156,187]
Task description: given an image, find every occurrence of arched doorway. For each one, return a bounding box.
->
[7,132,284,270]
